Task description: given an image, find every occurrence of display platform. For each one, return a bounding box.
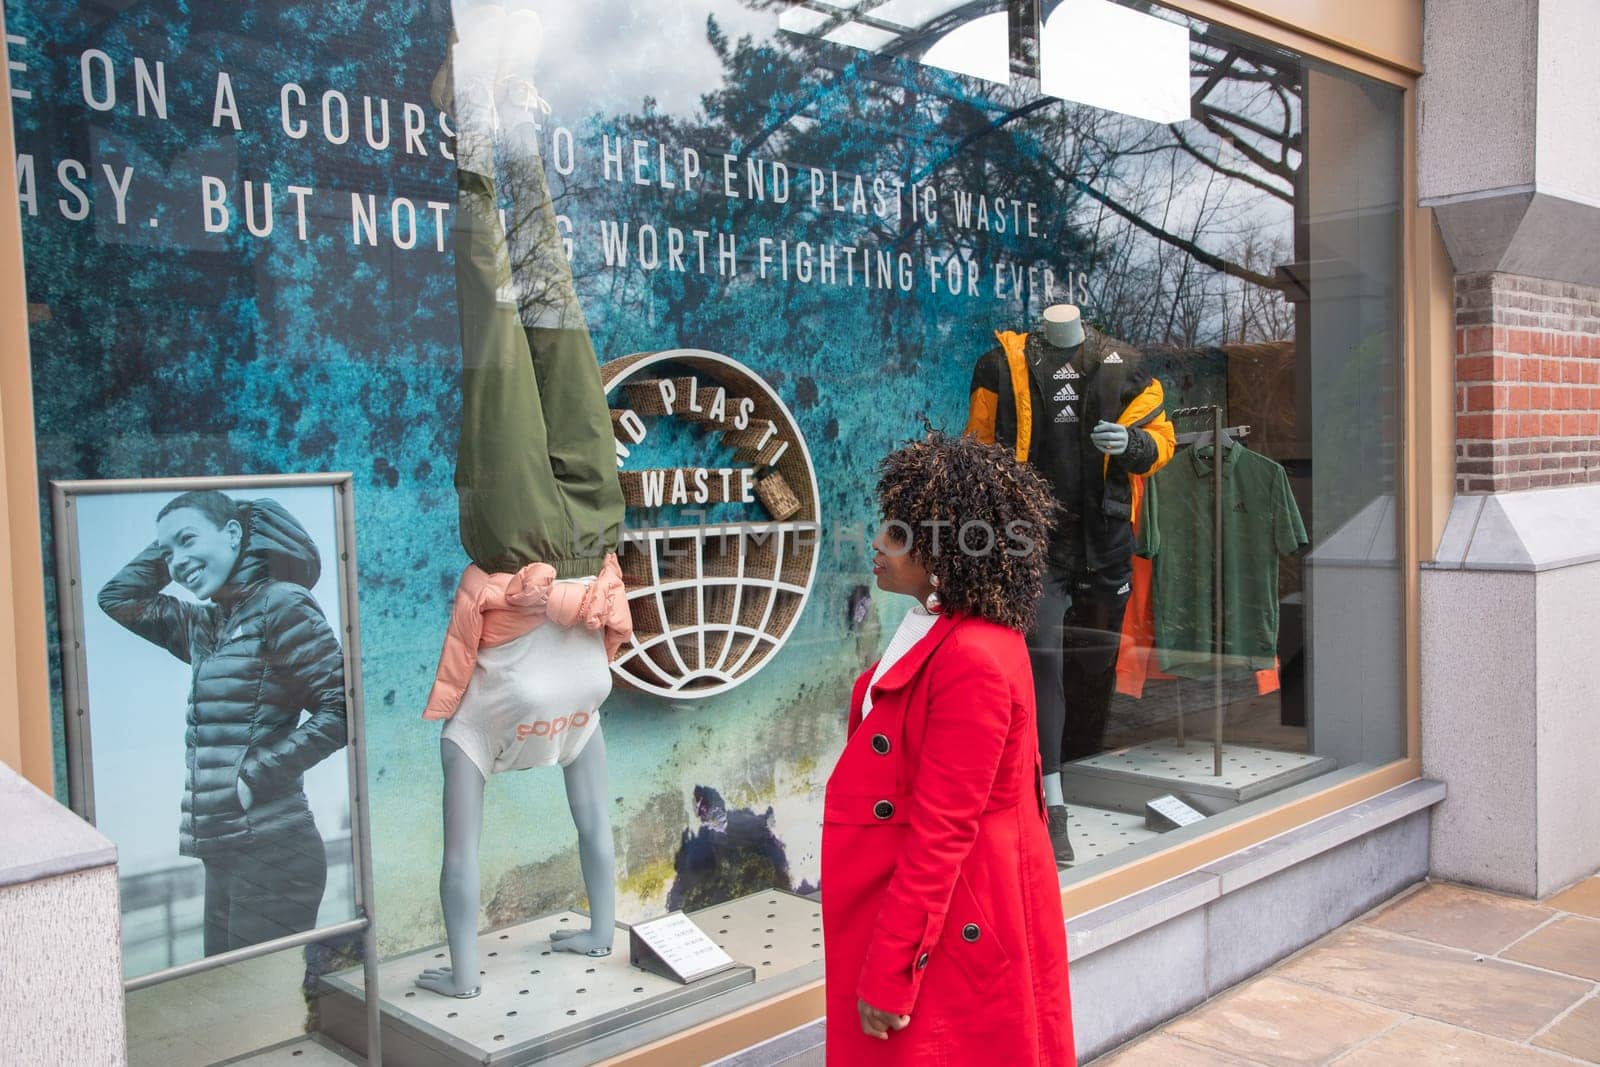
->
[1061,739,1337,813]
[317,910,754,1066]
[1063,803,1162,862]
[691,889,823,981]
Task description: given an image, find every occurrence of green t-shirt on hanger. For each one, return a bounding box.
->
[1137,443,1308,678]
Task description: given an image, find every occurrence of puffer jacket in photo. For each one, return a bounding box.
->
[98,499,348,858]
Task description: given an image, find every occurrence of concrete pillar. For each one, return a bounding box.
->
[1419,0,1600,897]
[1423,497,1600,897]
[0,762,126,1063]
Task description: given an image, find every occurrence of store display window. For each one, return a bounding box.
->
[3,0,1404,1060]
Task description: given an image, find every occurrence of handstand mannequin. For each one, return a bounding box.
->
[417,1,629,999]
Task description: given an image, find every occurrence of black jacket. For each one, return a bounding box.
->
[99,499,347,857]
[967,330,1176,588]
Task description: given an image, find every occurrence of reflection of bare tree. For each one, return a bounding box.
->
[1037,17,1302,345]
[500,145,589,330]
[569,2,1302,350]
[784,4,1302,343]
[440,7,599,332]
[1187,36,1299,200]
[1223,230,1296,340]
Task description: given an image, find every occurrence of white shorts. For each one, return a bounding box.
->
[441,609,612,777]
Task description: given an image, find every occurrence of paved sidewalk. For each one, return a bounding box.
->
[1096,876,1600,1065]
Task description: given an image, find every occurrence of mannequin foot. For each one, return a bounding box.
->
[550,927,613,957]
[415,966,482,999]
[1047,804,1075,867]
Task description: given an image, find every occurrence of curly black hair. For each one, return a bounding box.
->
[875,432,1055,632]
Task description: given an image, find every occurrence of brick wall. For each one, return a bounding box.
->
[1455,272,1600,493]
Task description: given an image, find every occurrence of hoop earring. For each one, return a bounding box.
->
[924,574,944,615]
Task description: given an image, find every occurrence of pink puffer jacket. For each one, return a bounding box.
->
[423,554,632,720]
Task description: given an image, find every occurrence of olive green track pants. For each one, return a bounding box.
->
[453,142,623,578]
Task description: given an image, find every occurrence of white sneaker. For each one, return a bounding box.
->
[449,3,509,172]
[501,4,545,76]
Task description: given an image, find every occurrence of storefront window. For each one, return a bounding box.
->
[5,0,1404,1060]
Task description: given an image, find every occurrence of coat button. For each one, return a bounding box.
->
[873,800,895,820]
[871,733,891,755]
[915,952,929,970]
[962,923,980,942]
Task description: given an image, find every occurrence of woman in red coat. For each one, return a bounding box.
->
[823,432,1076,1065]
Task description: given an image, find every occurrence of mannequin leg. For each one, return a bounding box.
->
[1060,587,1131,762]
[453,161,565,575]
[452,80,618,577]
[416,739,488,997]
[511,144,621,568]
[1028,557,1075,865]
[1028,559,1073,781]
[550,727,616,956]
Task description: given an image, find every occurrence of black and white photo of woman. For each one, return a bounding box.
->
[98,490,348,955]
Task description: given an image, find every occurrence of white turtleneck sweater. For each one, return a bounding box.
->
[861,602,939,719]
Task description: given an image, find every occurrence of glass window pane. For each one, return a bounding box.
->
[5,0,1407,1059]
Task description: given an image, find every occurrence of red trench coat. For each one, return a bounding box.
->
[822,612,1075,1066]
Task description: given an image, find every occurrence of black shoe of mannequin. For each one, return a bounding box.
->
[1047,804,1074,867]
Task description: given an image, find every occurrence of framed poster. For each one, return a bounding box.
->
[51,473,373,987]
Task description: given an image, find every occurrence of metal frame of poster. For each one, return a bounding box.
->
[50,471,381,1061]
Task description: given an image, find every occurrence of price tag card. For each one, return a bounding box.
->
[1146,793,1207,832]
[628,912,738,984]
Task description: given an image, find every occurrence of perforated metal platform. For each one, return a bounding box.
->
[1062,804,1162,862]
[692,889,823,980]
[317,911,753,1066]
[1061,739,1337,813]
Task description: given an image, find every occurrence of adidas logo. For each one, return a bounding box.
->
[1053,383,1078,401]
[1055,409,1079,423]
[1053,364,1080,380]
[1117,582,1131,596]
[1103,351,1123,364]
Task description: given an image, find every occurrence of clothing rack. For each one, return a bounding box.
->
[1168,404,1248,777]
[1175,424,1250,447]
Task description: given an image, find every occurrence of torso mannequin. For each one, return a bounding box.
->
[1041,303,1086,350]
[964,303,1176,867]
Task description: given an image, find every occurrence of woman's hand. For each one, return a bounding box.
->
[857,998,910,1040]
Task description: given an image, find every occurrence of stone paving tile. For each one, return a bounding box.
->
[1364,882,1554,955]
[1094,1032,1270,1065]
[1164,976,1401,1066]
[1503,915,1600,982]
[1547,878,1600,920]
[1274,925,1590,1041]
[1533,996,1600,1062]
[1330,1017,1575,1066]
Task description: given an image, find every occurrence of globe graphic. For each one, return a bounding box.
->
[601,349,821,699]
